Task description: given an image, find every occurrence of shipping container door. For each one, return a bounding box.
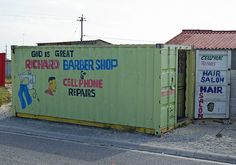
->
[160,47,177,129]
[195,50,231,119]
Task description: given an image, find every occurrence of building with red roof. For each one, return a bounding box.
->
[167,29,236,49]
[167,29,236,119]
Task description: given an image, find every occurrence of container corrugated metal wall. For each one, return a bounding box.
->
[12,45,190,135]
[230,49,236,117]
[0,53,6,87]
[5,60,11,78]
[230,70,236,116]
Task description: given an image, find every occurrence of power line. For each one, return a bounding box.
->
[77,14,86,41]
[0,14,76,21]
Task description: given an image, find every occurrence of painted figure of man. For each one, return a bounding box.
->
[207,102,214,112]
[18,72,35,109]
[18,76,32,109]
[45,77,57,96]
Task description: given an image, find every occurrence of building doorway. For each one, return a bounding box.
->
[177,50,187,121]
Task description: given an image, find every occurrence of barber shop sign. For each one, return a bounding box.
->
[195,50,231,119]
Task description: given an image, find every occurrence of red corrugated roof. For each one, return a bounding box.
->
[166,29,236,49]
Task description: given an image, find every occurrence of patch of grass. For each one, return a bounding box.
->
[0,87,11,106]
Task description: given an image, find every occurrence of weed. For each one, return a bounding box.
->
[0,87,11,106]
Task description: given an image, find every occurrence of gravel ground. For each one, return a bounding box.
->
[0,84,236,157]
[0,102,13,120]
[146,120,236,156]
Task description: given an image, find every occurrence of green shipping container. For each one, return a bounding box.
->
[12,44,192,135]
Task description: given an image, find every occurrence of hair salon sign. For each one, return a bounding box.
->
[195,50,231,119]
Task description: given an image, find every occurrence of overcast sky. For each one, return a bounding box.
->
[1,0,236,59]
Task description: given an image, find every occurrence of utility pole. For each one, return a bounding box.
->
[77,14,86,41]
[5,44,7,55]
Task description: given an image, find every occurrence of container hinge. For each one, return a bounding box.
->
[169,106,174,112]
[11,45,16,54]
